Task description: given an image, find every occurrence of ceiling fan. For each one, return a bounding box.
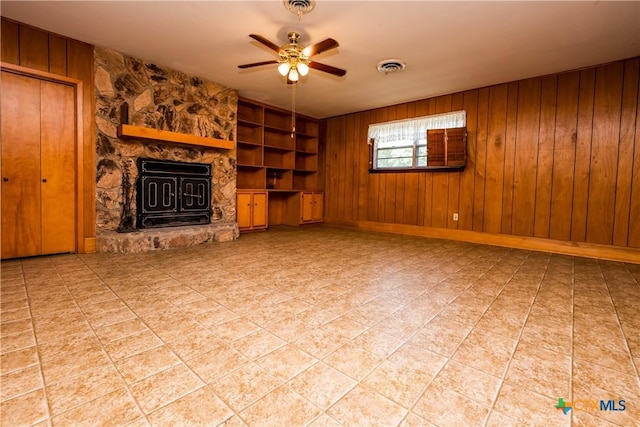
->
[238,32,346,83]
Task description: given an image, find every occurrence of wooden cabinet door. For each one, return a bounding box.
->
[301,192,314,222]
[1,72,77,259]
[312,193,323,222]
[237,192,252,229]
[1,72,42,258]
[40,80,76,255]
[252,192,267,228]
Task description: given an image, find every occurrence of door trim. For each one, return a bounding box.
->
[1,62,85,254]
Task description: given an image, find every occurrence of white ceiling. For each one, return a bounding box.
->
[2,1,639,119]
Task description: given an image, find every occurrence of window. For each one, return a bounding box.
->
[368,111,467,171]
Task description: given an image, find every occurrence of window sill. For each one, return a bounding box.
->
[369,165,466,173]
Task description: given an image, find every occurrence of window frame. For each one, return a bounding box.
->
[368,111,467,173]
[373,142,425,169]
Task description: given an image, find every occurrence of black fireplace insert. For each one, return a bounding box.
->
[136,158,212,229]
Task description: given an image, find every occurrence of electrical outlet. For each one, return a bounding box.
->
[453,213,459,221]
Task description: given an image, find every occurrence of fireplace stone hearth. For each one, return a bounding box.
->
[96,223,237,253]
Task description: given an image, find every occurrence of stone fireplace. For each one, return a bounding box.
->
[94,47,239,253]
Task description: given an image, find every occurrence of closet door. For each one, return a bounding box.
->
[40,80,76,254]
[1,72,42,258]
[1,71,77,258]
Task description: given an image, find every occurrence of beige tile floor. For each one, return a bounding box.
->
[1,226,639,426]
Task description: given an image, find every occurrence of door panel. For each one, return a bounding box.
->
[313,193,324,221]
[252,192,267,228]
[40,80,76,254]
[237,192,252,228]
[301,192,313,222]
[1,71,42,258]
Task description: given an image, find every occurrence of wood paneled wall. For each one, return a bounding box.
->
[1,18,95,246]
[323,57,640,250]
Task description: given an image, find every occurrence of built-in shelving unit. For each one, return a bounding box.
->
[236,97,319,192]
[236,97,323,230]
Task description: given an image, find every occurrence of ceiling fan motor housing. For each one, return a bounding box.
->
[280,32,309,66]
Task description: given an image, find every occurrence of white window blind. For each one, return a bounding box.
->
[368,110,466,145]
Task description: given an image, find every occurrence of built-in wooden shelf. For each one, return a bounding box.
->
[118,124,234,150]
[236,97,323,229]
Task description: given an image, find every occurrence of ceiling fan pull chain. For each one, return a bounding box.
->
[291,83,296,137]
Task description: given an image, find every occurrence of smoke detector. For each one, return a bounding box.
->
[377,59,407,74]
[284,0,316,20]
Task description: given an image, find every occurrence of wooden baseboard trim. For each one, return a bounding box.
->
[83,237,96,253]
[324,219,640,264]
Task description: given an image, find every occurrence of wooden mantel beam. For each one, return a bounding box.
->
[117,124,234,150]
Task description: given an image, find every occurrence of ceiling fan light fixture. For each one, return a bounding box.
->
[278,62,291,76]
[297,62,309,76]
[288,68,299,82]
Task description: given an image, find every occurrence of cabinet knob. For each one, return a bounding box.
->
[2,177,8,182]
[42,178,47,183]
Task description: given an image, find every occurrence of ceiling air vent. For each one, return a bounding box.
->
[377,59,407,74]
[284,0,316,19]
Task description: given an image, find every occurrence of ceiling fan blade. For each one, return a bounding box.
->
[249,34,282,53]
[303,38,339,57]
[238,60,279,69]
[309,61,347,77]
